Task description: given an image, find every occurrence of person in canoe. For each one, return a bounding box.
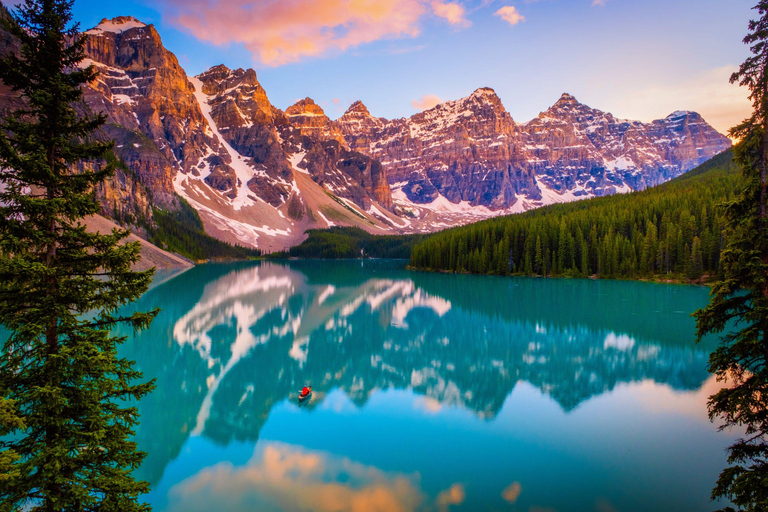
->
[299,385,312,399]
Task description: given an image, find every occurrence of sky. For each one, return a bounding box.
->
[43,0,757,134]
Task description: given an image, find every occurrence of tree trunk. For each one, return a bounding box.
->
[44,143,60,512]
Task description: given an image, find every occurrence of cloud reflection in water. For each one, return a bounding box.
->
[120,260,723,510]
[166,442,424,512]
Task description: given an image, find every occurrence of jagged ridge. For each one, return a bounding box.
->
[0,14,730,251]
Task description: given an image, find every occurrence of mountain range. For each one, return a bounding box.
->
[0,13,732,252]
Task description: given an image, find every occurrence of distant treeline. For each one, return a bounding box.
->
[410,150,739,280]
[284,227,425,259]
[150,198,261,261]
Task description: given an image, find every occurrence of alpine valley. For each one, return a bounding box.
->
[0,13,732,252]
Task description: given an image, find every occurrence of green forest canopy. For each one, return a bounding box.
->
[285,226,425,259]
[150,197,261,261]
[410,150,739,281]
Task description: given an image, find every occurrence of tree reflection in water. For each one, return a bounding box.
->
[117,260,717,502]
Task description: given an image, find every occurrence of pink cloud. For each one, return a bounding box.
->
[161,0,469,67]
[412,94,444,111]
[494,6,525,25]
[167,442,425,512]
[431,1,471,27]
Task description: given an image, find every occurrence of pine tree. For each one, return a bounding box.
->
[695,2,768,510]
[689,236,704,281]
[0,1,156,510]
[534,234,543,276]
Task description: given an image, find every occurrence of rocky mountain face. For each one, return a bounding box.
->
[337,89,732,213]
[280,96,393,211]
[337,101,386,154]
[193,64,293,207]
[519,94,729,198]
[0,12,732,251]
[339,89,541,210]
[285,97,346,144]
[75,17,401,250]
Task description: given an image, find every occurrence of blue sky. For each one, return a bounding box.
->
[58,0,755,134]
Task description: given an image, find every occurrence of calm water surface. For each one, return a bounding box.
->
[119,259,736,512]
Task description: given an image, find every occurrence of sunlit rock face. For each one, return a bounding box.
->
[280,97,394,212]
[285,98,346,145]
[70,18,400,249]
[0,13,730,247]
[194,65,294,206]
[82,22,397,216]
[75,18,730,239]
[520,95,731,196]
[82,17,210,199]
[339,88,536,209]
[337,90,731,212]
[337,101,386,155]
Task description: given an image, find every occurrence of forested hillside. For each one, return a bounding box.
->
[285,227,424,259]
[149,199,262,261]
[410,150,739,280]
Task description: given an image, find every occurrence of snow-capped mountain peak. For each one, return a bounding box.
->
[86,16,147,34]
[39,13,732,251]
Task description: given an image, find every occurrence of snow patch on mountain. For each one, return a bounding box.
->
[86,17,147,34]
[289,151,308,174]
[189,76,261,211]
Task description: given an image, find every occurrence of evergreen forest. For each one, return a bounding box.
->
[285,226,425,259]
[410,150,738,281]
[149,198,262,261]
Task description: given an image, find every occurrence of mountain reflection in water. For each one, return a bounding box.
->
[117,260,727,512]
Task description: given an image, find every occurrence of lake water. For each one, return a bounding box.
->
[118,259,737,512]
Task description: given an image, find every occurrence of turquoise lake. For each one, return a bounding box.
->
[118,259,737,512]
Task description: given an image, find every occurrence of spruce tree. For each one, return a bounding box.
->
[0,1,156,510]
[534,235,542,276]
[694,1,768,510]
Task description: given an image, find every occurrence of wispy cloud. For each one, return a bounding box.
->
[412,94,444,111]
[494,6,526,26]
[386,44,428,55]
[160,0,470,66]
[592,0,608,6]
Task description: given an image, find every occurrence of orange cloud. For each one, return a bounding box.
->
[413,396,444,414]
[166,442,425,512]
[502,481,522,503]
[436,483,465,512]
[412,94,444,111]
[163,0,470,66]
[494,6,525,25]
[431,1,471,27]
